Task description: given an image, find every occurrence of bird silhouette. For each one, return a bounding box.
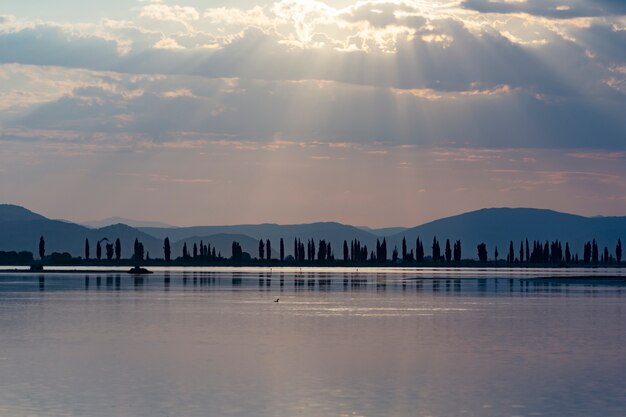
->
[274,298,279,303]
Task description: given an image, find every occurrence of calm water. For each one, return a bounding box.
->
[1,268,625,417]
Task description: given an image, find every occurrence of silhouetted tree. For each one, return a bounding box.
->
[115,238,121,260]
[525,239,530,263]
[298,239,305,261]
[133,238,144,261]
[258,239,264,260]
[343,240,349,262]
[519,241,524,263]
[565,242,571,264]
[402,237,407,262]
[231,241,243,261]
[583,241,591,264]
[39,236,45,260]
[266,239,271,261]
[182,242,188,259]
[96,241,102,260]
[164,238,171,262]
[280,238,285,262]
[453,240,461,262]
[445,239,452,263]
[592,239,599,264]
[477,243,488,263]
[294,238,298,261]
[392,246,398,263]
[432,237,440,262]
[84,239,90,260]
[106,243,114,260]
[318,240,327,262]
[381,238,387,262]
[416,238,424,262]
[604,247,609,264]
[508,241,515,264]
[494,247,498,264]
[193,243,198,259]
[308,239,316,261]
[617,239,622,263]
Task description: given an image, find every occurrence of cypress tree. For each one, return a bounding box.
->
[164,237,171,262]
[85,239,90,260]
[38,236,45,260]
[280,238,284,262]
[106,243,114,260]
[402,237,407,262]
[115,238,121,260]
[477,243,488,262]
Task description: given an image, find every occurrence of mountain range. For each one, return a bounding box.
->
[1,204,624,260]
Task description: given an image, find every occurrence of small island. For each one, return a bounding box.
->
[127,266,153,275]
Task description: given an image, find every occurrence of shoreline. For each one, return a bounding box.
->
[1,265,626,280]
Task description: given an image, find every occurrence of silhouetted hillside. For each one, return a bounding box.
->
[0,204,46,222]
[1,205,625,261]
[358,226,408,236]
[82,217,174,229]
[172,234,278,259]
[140,222,379,258]
[387,208,626,259]
[0,206,163,258]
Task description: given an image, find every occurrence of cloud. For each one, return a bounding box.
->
[0,1,624,151]
[139,3,199,29]
[462,0,626,19]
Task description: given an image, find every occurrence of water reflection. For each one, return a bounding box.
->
[0,269,625,417]
[0,270,624,297]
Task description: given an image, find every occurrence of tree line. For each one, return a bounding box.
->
[8,235,623,266]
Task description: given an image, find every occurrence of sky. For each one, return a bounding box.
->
[0,0,625,227]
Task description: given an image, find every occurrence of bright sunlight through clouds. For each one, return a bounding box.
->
[0,0,625,225]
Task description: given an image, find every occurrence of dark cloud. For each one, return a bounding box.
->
[462,0,626,19]
[1,11,625,151]
[10,72,626,150]
[0,21,614,94]
[0,26,120,69]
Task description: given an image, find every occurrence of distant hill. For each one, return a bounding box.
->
[1,205,625,261]
[358,226,409,236]
[140,223,379,258]
[0,205,163,258]
[0,204,46,222]
[82,217,174,229]
[172,234,279,259]
[386,208,626,259]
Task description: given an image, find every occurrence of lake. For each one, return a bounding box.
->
[1,267,625,417]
